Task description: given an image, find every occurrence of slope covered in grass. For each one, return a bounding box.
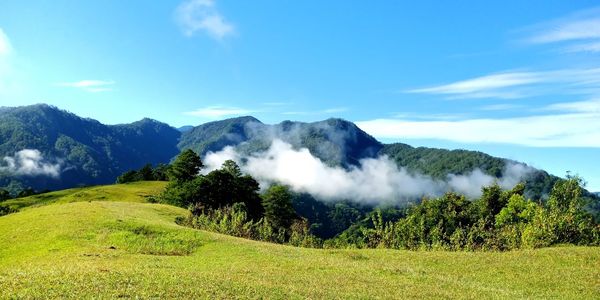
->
[0,181,167,213]
[0,183,599,299]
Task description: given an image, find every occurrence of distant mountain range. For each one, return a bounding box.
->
[0,104,594,205]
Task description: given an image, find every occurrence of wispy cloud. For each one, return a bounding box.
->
[58,80,115,93]
[0,28,17,96]
[544,98,600,113]
[0,28,12,56]
[527,8,600,44]
[175,0,235,40]
[406,68,600,99]
[564,41,600,53]
[184,106,255,118]
[407,71,543,99]
[480,104,524,111]
[524,7,600,54]
[356,112,600,148]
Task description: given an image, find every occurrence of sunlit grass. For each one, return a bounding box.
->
[0,181,167,213]
[0,183,598,298]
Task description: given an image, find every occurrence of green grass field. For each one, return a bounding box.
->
[0,182,599,299]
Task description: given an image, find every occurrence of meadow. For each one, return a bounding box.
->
[0,182,598,299]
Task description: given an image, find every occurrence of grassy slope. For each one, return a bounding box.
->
[0,181,167,212]
[0,183,599,299]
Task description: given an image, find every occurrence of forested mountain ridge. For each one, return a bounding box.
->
[0,104,181,192]
[379,143,560,199]
[0,104,594,208]
[178,116,383,166]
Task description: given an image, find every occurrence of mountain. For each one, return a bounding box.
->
[0,104,180,192]
[379,143,560,198]
[177,125,194,133]
[0,104,594,208]
[178,116,382,167]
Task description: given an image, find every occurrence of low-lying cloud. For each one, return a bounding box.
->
[0,149,61,178]
[203,140,533,204]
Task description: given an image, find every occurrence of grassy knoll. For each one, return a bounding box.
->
[0,181,167,213]
[0,183,598,299]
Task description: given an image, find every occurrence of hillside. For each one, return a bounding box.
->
[380,143,560,198]
[0,104,180,193]
[0,183,598,298]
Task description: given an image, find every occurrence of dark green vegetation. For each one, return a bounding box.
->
[0,182,598,298]
[160,150,313,244]
[380,143,561,199]
[329,178,600,250]
[155,150,599,251]
[2,104,579,202]
[116,163,170,184]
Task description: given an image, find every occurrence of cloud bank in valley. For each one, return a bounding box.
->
[203,140,534,204]
[0,149,62,178]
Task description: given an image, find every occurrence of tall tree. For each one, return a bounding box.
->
[168,149,203,182]
[0,189,10,202]
[262,185,297,230]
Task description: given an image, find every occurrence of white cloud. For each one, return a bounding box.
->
[406,68,600,99]
[523,8,600,54]
[527,9,600,44]
[0,28,12,56]
[480,104,523,111]
[408,72,542,96]
[59,80,115,93]
[0,28,17,97]
[184,106,255,118]
[175,0,235,40]
[0,149,61,178]
[356,112,600,148]
[564,41,600,53]
[203,140,532,202]
[544,98,600,113]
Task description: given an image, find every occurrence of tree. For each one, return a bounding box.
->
[222,159,242,177]
[152,164,170,181]
[0,189,10,202]
[262,185,297,230]
[116,170,138,184]
[138,164,154,181]
[168,149,203,182]
[17,188,35,198]
[192,161,263,219]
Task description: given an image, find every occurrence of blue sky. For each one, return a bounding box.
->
[0,1,599,190]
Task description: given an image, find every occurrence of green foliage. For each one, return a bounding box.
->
[116,163,171,184]
[338,177,600,251]
[168,149,203,182]
[495,194,536,227]
[185,203,320,247]
[160,157,264,221]
[262,185,297,230]
[0,189,11,202]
